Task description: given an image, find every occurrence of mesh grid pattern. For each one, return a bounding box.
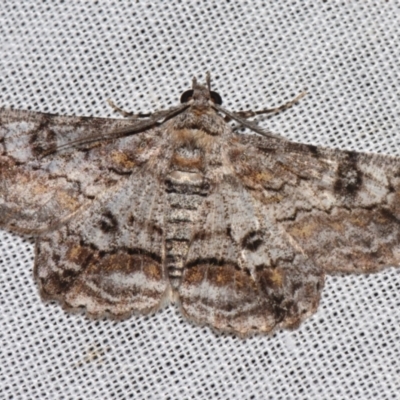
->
[1,1,400,399]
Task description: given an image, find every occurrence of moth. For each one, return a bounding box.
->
[1,72,400,337]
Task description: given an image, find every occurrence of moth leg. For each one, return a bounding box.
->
[231,91,306,120]
[107,99,152,119]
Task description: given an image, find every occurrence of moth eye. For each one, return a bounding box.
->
[180,89,223,105]
[210,91,222,105]
[180,90,194,103]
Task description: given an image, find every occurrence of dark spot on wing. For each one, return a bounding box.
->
[305,144,319,156]
[334,151,363,196]
[242,230,264,252]
[99,211,119,233]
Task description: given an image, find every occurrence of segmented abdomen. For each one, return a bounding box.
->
[164,146,210,289]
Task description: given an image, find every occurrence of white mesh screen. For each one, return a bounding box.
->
[1,1,400,399]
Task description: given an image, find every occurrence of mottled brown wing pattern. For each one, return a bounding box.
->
[178,131,400,335]
[1,108,174,318]
[35,169,170,317]
[231,134,400,273]
[179,177,323,335]
[0,108,157,233]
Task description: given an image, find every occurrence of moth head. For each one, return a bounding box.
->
[180,72,222,106]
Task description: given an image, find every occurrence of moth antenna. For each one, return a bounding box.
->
[192,76,198,88]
